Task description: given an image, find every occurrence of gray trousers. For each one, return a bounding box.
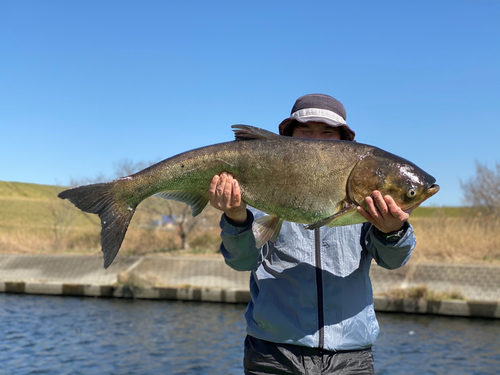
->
[244,335,375,375]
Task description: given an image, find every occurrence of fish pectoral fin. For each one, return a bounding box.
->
[305,204,366,229]
[154,191,209,217]
[232,125,281,141]
[252,215,283,248]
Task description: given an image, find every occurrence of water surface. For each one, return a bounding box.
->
[1,294,498,374]
[374,312,500,374]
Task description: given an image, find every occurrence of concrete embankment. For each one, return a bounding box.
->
[0,254,499,319]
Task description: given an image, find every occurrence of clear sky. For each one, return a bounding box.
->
[1,1,499,207]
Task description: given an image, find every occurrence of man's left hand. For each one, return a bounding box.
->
[357,190,415,233]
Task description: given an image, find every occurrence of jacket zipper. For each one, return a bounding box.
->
[314,228,324,350]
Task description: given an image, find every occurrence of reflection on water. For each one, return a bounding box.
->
[375,312,500,375]
[0,294,245,374]
[0,294,499,374]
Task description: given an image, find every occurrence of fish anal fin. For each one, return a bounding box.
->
[232,125,281,141]
[252,215,283,248]
[155,191,209,217]
[305,204,366,230]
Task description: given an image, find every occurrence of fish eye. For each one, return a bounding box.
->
[406,187,416,199]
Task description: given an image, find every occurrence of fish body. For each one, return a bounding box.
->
[59,125,439,268]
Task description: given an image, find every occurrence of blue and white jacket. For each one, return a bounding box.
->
[220,208,415,352]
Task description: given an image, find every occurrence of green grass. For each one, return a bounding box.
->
[0,180,221,255]
[1,180,496,263]
[0,181,63,199]
[410,205,477,218]
[0,181,99,231]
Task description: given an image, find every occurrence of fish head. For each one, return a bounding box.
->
[347,149,440,211]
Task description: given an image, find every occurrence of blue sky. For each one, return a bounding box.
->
[1,1,499,207]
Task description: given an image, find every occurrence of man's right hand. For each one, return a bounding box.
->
[209,172,248,223]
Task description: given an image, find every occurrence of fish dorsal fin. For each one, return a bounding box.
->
[155,191,209,217]
[305,203,366,229]
[252,214,283,248]
[232,125,281,141]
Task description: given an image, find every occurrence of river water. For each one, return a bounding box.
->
[0,294,498,374]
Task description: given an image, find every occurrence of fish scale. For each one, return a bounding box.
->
[59,125,439,268]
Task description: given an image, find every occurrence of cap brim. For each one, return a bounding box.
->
[278,117,355,140]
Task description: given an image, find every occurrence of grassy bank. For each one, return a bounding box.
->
[0,181,222,256]
[1,181,499,264]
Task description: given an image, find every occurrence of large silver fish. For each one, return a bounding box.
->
[59,125,439,268]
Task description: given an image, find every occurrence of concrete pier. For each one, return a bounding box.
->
[0,254,498,318]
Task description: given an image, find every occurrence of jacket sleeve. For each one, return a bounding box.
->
[363,221,415,270]
[219,209,264,271]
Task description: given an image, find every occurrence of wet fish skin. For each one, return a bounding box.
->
[58,125,439,268]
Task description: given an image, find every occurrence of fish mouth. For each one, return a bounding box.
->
[426,183,440,197]
[419,183,440,206]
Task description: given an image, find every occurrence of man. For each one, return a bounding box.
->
[209,94,415,374]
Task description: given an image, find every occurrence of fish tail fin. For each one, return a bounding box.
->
[58,180,135,269]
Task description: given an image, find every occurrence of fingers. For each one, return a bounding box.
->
[209,172,229,209]
[209,172,248,222]
[208,174,220,197]
[384,195,410,222]
[209,172,243,211]
[359,191,409,233]
[384,195,401,218]
[223,173,238,205]
[362,191,388,222]
[356,205,371,222]
[232,178,242,206]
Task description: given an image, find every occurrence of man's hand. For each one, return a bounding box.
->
[209,172,248,223]
[357,190,415,233]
